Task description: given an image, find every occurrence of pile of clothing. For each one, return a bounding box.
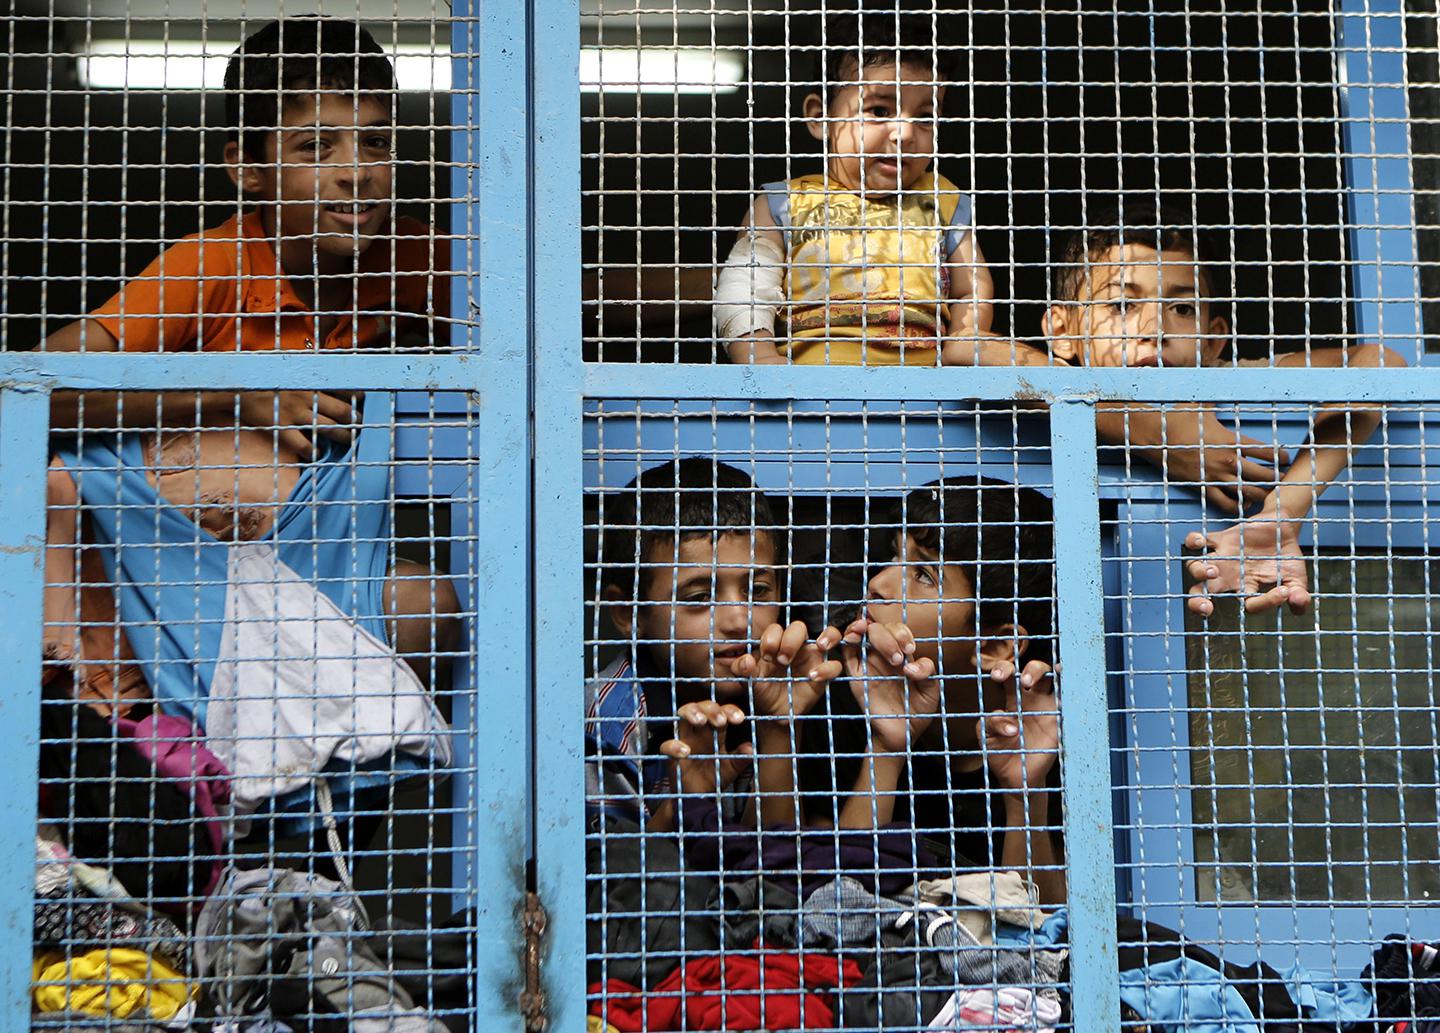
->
[584,818,1400,1032]
[31,847,475,1031]
[586,818,1067,1031]
[32,680,467,1030]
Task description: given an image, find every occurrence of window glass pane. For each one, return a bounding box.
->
[1187,550,1440,903]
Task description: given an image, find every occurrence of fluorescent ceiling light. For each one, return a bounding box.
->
[78,40,743,95]
[581,47,743,94]
[78,40,453,91]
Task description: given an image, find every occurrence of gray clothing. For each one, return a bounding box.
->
[797,875,1067,1026]
[907,871,1051,943]
[586,817,721,989]
[710,876,801,948]
[196,866,445,1033]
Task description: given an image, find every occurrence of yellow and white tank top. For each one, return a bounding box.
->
[762,172,973,365]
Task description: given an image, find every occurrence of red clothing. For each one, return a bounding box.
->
[589,951,861,1031]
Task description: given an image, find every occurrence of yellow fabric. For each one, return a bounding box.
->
[780,171,962,365]
[33,948,194,1020]
[587,1017,620,1033]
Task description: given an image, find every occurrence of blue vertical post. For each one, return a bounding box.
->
[528,0,587,1026]
[458,0,536,1022]
[0,387,50,1025]
[448,0,480,917]
[1337,0,1423,363]
[1049,399,1121,1029]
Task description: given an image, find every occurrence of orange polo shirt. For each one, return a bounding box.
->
[91,210,446,351]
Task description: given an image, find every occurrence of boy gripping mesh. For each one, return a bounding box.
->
[1046,201,1404,617]
[589,459,845,834]
[40,18,455,831]
[653,476,1064,904]
[715,11,1049,367]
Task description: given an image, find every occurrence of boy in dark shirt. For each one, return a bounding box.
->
[796,476,1065,903]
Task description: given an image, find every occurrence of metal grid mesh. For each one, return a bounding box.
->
[6,0,1440,1028]
[580,0,1421,366]
[585,402,1070,1029]
[36,389,482,1031]
[4,4,485,1030]
[578,1,1435,1031]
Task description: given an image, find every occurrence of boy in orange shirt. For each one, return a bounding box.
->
[40,18,456,837]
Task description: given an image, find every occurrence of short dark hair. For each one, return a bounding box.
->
[224,18,395,158]
[1052,199,1228,311]
[816,8,959,100]
[897,476,1055,660]
[599,458,783,603]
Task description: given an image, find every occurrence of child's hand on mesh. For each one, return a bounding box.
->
[1184,517,1311,617]
[732,621,845,721]
[841,617,941,753]
[659,700,754,796]
[980,659,1060,794]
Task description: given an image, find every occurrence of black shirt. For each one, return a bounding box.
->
[796,680,1063,870]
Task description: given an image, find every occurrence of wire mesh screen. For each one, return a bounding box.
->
[578,0,1420,366]
[577,1,1434,1031]
[6,7,457,353]
[37,388,480,1030]
[3,3,485,1029]
[1107,402,1427,966]
[584,403,1071,1028]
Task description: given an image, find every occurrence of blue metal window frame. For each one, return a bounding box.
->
[0,0,1426,1027]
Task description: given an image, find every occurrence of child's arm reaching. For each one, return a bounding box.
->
[1184,342,1405,617]
[980,659,1066,905]
[655,622,843,830]
[653,700,754,833]
[44,318,357,455]
[1094,404,1288,514]
[729,621,844,827]
[940,234,1051,367]
[716,197,788,364]
[834,618,942,829]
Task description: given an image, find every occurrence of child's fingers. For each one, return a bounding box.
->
[841,617,869,644]
[1239,439,1290,467]
[867,622,914,667]
[808,658,844,685]
[278,428,318,461]
[865,622,902,666]
[1184,531,1217,554]
[1187,581,1216,617]
[678,699,746,729]
[982,711,1019,742]
[1285,581,1312,615]
[1186,559,1222,588]
[1204,485,1242,514]
[902,656,935,682]
[659,737,691,760]
[815,625,843,652]
[315,392,358,424]
[1243,583,1294,616]
[1023,659,1053,691]
[841,642,865,681]
[1237,455,1279,483]
[757,622,785,663]
[989,659,1017,685]
[777,620,809,666]
[315,421,356,446]
[1236,481,1271,507]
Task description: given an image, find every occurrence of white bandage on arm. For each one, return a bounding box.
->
[713,232,786,340]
